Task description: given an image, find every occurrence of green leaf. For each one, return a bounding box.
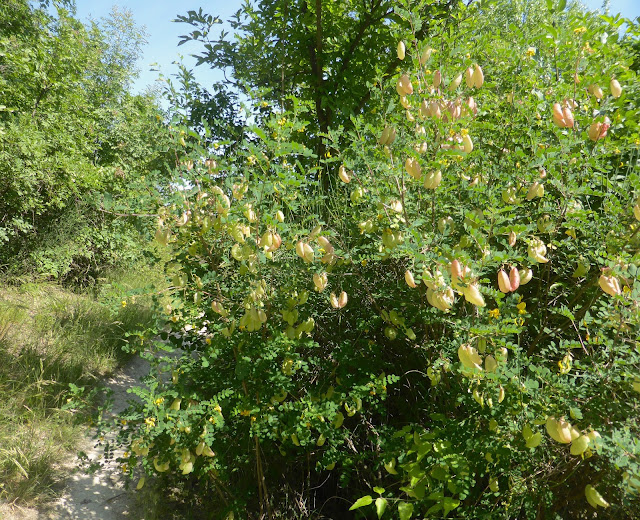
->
[443,497,461,517]
[373,486,386,495]
[349,495,373,510]
[398,501,414,520]
[375,497,388,518]
[557,0,567,11]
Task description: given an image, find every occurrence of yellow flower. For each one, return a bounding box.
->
[145,417,156,427]
[121,300,127,308]
[240,409,251,417]
[574,26,587,34]
[517,302,527,314]
[558,353,572,374]
[525,47,536,57]
[155,397,165,405]
[489,308,500,319]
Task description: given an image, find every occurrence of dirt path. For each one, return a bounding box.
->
[45,354,151,520]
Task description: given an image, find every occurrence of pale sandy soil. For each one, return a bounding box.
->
[1,355,151,520]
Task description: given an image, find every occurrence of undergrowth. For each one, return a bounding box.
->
[0,264,162,508]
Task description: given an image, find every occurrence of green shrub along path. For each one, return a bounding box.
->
[114,0,640,518]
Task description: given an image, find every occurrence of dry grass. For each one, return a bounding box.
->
[0,265,163,510]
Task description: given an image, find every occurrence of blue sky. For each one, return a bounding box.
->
[74,0,640,96]
[75,0,242,95]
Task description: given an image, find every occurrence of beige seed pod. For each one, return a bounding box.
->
[405,270,417,288]
[509,231,517,247]
[397,41,406,61]
[509,267,520,291]
[462,134,473,153]
[610,78,622,98]
[448,73,462,91]
[313,272,328,292]
[562,106,574,128]
[450,259,463,280]
[458,344,483,370]
[472,64,484,88]
[498,270,511,293]
[397,74,413,95]
[552,102,563,119]
[599,273,621,296]
[485,355,497,373]
[520,268,533,285]
[420,46,432,65]
[592,84,604,99]
[463,283,485,307]
[405,157,422,179]
[526,181,541,200]
[423,169,442,190]
[465,66,474,88]
[433,69,442,88]
[338,164,351,183]
[302,242,314,263]
[418,99,429,118]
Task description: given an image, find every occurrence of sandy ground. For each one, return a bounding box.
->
[52,353,151,520]
[49,353,150,520]
[0,354,151,520]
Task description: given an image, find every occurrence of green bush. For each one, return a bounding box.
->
[118,1,640,518]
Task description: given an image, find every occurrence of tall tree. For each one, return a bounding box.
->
[0,0,170,281]
[175,0,459,187]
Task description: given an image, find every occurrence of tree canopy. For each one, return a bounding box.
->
[0,1,171,281]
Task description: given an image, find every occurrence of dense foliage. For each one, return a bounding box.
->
[174,0,458,179]
[0,0,170,282]
[7,0,634,518]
